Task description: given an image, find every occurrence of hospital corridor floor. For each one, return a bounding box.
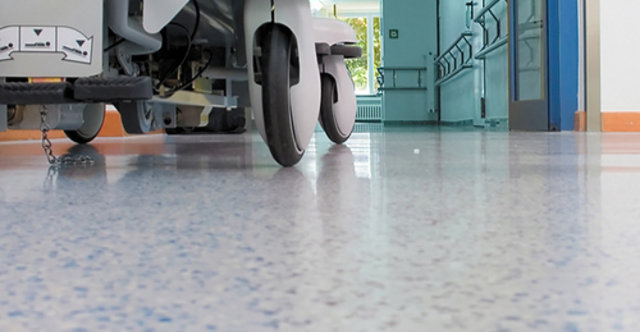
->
[1,126,639,331]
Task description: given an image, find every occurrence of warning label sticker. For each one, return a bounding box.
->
[0,25,93,64]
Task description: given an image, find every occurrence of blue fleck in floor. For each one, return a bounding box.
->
[1,127,640,331]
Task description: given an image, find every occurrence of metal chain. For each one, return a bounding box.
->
[40,106,58,165]
[39,105,95,166]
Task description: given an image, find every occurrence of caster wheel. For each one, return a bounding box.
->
[319,74,355,144]
[114,100,152,134]
[259,24,304,167]
[64,103,105,144]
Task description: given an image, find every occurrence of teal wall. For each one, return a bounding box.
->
[484,49,509,121]
[482,1,509,122]
[438,0,478,124]
[381,0,438,122]
[380,0,510,124]
[438,0,508,124]
[380,0,577,128]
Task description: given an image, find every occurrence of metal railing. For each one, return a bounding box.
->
[434,31,473,86]
[474,0,508,60]
[377,67,428,91]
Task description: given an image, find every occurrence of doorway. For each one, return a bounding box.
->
[508,0,549,130]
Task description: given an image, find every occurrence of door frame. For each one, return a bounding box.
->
[585,0,601,131]
[508,0,550,131]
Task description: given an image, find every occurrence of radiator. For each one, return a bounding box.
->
[356,103,383,122]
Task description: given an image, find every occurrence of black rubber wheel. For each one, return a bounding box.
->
[64,103,105,144]
[165,127,190,135]
[114,100,152,134]
[260,25,304,167]
[319,74,352,144]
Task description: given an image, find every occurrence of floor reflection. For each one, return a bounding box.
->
[316,144,371,223]
[44,144,107,191]
[4,130,640,330]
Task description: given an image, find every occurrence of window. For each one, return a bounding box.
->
[311,2,382,95]
[341,16,382,95]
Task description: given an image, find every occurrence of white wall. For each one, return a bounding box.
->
[600,0,640,112]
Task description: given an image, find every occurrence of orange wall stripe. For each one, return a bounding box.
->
[574,111,587,131]
[602,112,640,132]
[0,129,66,141]
[1,109,125,142]
[1,108,164,142]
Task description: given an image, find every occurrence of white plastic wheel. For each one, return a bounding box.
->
[319,56,357,144]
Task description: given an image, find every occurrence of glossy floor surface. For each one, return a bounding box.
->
[1,126,640,331]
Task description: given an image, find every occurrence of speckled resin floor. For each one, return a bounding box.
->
[1,127,640,331]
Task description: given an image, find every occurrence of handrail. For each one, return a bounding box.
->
[377,67,428,91]
[475,36,507,60]
[474,0,502,23]
[434,31,473,86]
[435,64,473,87]
[434,31,472,64]
[474,0,508,60]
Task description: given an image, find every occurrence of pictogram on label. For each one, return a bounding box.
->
[0,26,19,61]
[56,26,93,64]
[21,26,55,52]
[0,25,93,64]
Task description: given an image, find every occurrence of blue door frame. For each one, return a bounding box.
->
[547,0,580,131]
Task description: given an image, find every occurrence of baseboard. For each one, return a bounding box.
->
[355,119,383,123]
[483,118,508,127]
[383,120,439,126]
[602,112,640,132]
[439,119,474,127]
[574,110,586,131]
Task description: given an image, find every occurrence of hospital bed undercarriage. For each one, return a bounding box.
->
[0,0,361,166]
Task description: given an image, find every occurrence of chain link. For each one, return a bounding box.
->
[39,105,95,166]
[40,106,58,164]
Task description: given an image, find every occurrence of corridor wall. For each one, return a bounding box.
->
[438,0,479,124]
[482,2,509,123]
[438,0,509,125]
[381,0,438,122]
